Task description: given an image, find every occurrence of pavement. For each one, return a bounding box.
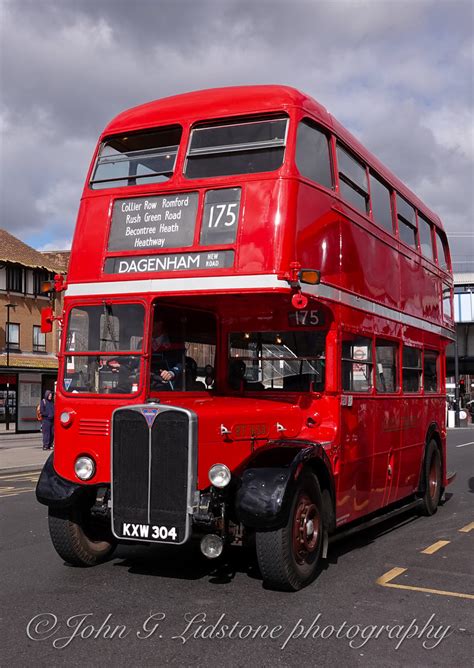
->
[0,431,50,473]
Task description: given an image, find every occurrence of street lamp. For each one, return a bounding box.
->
[5,303,17,369]
[5,303,17,432]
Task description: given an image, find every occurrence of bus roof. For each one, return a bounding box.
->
[102,85,443,229]
[103,85,328,134]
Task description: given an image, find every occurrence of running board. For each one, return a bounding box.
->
[330,498,423,544]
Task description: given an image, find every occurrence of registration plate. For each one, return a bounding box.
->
[120,522,178,542]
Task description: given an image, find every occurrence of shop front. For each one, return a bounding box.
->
[0,368,56,433]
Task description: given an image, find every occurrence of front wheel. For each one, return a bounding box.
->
[48,505,116,566]
[419,440,442,516]
[255,472,324,591]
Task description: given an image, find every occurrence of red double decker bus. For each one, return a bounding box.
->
[36,86,455,590]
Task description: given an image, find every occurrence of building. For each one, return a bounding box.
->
[0,230,69,432]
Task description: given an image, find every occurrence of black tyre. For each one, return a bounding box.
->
[419,440,442,516]
[48,505,116,567]
[255,472,324,591]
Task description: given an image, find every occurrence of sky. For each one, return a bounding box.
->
[0,0,473,269]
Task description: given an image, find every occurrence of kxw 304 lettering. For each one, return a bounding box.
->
[122,523,178,540]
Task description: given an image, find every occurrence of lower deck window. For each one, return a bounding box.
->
[424,350,439,392]
[342,335,373,392]
[229,330,326,392]
[64,356,141,394]
[402,346,422,392]
[375,340,398,393]
[149,305,216,392]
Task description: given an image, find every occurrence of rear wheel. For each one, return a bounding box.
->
[48,505,116,566]
[419,440,442,516]
[255,472,324,591]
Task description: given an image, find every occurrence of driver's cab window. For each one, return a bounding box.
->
[228,330,327,391]
[150,306,216,392]
[64,303,144,395]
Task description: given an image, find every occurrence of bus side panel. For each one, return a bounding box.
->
[293,182,342,287]
[338,214,401,310]
[372,396,402,508]
[399,252,441,322]
[338,396,375,522]
[67,197,111,283]
[420,263,442,322]
[398,396,425,498]
[236,179,293,275]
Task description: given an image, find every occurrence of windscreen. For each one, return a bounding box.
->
[63,303,145,395]
[90,126,182,189]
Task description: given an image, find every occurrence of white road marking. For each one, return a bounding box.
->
[456,441,474,448]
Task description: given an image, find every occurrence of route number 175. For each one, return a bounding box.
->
[291,310,320,326]
[207,203,238,228]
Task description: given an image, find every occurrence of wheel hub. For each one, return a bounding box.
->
[429,456,439,500]
[293,493,320,564]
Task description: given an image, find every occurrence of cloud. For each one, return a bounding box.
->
[0,0,472,268]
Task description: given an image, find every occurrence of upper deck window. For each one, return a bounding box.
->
[184,116,288,179]
[435,229,449,271]
[418,214,435,261]
[336,144,369,214]
[370,173,393,233]
[90,126,182,189]
[295,120,332,188]
[396,194,418,250]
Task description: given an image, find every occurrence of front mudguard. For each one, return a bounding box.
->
[36,454,91,508]
[235,442,334,530]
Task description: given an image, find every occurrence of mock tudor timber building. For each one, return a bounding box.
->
[0,230,69,432]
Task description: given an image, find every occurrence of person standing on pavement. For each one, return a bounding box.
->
[40,390,54,450]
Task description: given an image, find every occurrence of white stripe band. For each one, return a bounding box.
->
[304,282,454,339]
[65,274,454,339]
[66,274,282,297]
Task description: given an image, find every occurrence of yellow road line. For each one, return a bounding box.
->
[421,540,450,554]
[459,522,474,533]
[0,473,39,481]
[0,486,35,497]
[377,567,474,600]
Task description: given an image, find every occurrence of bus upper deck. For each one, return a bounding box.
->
[66,85,453,334]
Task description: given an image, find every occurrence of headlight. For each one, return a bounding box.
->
[75,456,96,481]
[208,463,231,488]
